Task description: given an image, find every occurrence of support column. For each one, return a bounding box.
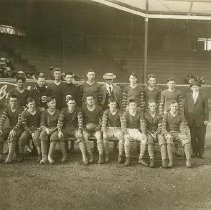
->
[143,17,148,83]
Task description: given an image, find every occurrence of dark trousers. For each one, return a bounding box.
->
[189,124,206,155]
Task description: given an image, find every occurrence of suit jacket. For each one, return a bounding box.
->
[101,84,122,107]
[184,91,209,127]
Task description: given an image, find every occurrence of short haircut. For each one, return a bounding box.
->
[9,94,18,99]
[129,72,137,78]
[170,100,178,105]
[87,69,95,74]
[128,99,136,104]
[27,97,35,104]
[16,75,26,83]
[86,94,94,99]
[53,68,61,73]
[46,96,56,103]
[65,72,74,77]
[148,74,156,80]
[148,100,156,105]
[108,97,117,104]
[37,72,45,79]
[167,77,175,82]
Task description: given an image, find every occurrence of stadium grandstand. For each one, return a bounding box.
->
[0,0,211,83]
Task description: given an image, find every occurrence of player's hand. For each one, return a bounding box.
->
[204,121,209,125]
[10,129,16,138]
[58,131,63,139]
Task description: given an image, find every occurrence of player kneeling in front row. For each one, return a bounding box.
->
[57,97,88,164]
[121,99,147,166]
[101,98,123,163]
[18,98,42,162]
[143,101,167,168]
[162,100,192,168]
[0,95,23,163]
[39,97,60,164]
[82,94,104,164]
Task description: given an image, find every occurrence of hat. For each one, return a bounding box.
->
[189,80,201,87]
[103,72,116,80]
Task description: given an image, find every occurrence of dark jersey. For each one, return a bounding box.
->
[41,109,60,129]
[30,85,51,109]
[62,83,81,108]
[82,105,102,125]
[57,107,83,131]
[48,82,64,110]
[102,109,121,129]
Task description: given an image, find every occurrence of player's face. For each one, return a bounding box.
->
[86,96,95,106]
[191,85,199,92]
[148,102,156,112]
[108,101,117,110]
[47,99,56,109]
[170,103,179,113]
[53,71,61,80]
[67,100,76,109]
[167,81,175,89]
[37,78,45,87]
[9,97,18,108]
[148,77,156,87]
[65,75,74,84]
[86,72,95,81]
[128,102,137,111]
[17,79,24,88]
[129,75,137,85]
[27,101,36,110]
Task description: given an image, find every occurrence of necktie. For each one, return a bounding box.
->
[109,86,112,95]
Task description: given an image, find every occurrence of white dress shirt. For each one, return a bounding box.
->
[192,91,199,104]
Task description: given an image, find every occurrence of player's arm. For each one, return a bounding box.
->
[120,112,127,134]
[140,116,146,135]
[0,110,8,135]
[57,110,65,138]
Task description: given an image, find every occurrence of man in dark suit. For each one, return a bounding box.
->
[184,81,209,158]
[101,73,122,110]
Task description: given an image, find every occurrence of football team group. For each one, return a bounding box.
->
[0,68,208,168]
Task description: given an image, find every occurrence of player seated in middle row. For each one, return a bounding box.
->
[162,100,192,168]
[39,96,60,164]
[101,98,123,163]
[82,94,104,164]
[121,99,147,166]
[142,101,167,168]
[57,97,88,164]
[17,98,42,163]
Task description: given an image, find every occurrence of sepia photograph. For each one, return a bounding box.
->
[0,0,211,209]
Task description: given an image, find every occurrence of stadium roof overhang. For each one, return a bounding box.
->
[90,0,211,20]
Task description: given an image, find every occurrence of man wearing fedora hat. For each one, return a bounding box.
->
[184,80,209,158]
[101,72,122,110]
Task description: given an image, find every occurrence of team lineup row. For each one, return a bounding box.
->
[0,69,208,168]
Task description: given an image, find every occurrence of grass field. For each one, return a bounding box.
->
[0,139,211,210]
